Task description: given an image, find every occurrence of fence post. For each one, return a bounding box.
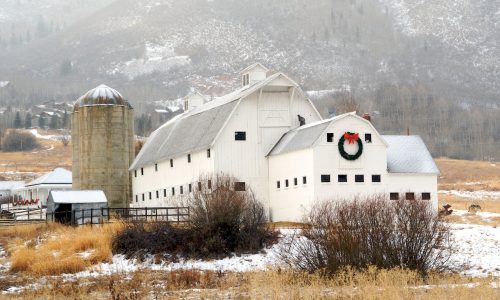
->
[177,208,180,224]
[90,208,93,226]
[145,207,148,222]
[27,208,30,221]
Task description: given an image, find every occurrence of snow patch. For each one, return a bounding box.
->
[439,190,500,200]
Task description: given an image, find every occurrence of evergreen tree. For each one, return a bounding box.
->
[49,114,59,129]
[38,117,45,129]
[62,109,68,128]
[25,113,32,128]
[13,112,22,128]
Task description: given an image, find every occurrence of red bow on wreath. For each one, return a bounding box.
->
[343,132,359,144]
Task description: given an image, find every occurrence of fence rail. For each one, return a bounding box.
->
[46,207,190,226]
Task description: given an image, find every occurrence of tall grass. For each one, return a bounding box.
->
[5,222,124,276]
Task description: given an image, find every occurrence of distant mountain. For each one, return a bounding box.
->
[0,0,498,105]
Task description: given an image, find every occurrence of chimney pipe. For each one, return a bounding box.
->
[362,113,371,122]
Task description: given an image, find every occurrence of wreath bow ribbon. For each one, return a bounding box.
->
[343,132,359,144]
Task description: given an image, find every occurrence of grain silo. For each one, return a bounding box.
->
[72,84,134,208]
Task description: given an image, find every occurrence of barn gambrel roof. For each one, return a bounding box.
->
[130,72,317,170]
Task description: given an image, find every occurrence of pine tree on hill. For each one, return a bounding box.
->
[25,113,32,128]
[38,117,45,129]
[13,112,22,128]
[49,114,59,129]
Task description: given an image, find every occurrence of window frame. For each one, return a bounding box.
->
[234,182,246,191]
[294,178,298,186]
[371,175,381,183]
[285,179,289,188]
[355,175,364,183]
[235,131,247,141]
[327,132,334,143]
[172,187,175,196]
[156,190,159,199]
[187,154,191,163]
[422,192,431,200]
[170,159,173,168]
[406,192,415,200]
[141,168,144,175]
[365,133,372,143]
[321,174,331,183]
[338,174,347,183]
[155,163,158,172]
[277,181,280,189]
[302,176,307,184]
[207,149,211,158]
[390,193,399,200]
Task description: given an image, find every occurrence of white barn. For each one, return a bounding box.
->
[130,64,439,221]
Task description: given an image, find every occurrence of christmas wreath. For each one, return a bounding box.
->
[338,132,363,160]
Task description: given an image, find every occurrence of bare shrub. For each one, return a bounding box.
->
[112,174,278,259]
[281,195,451,276]
[2,129,39,151]
[60,134,70,147]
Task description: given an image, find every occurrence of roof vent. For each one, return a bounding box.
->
[240,63,269,87]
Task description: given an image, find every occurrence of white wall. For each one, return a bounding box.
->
[386,173,438,211]
[132,148,215,207]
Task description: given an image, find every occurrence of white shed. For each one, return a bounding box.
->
[47,190,108,225]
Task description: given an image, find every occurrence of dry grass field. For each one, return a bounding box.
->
[0,129,72,181]
[436,158,500,191]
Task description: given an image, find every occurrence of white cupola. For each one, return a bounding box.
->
[240,63,269,87]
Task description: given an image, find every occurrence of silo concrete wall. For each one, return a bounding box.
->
[72,106,134,207]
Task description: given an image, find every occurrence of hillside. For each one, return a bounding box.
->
[0,0,498,160]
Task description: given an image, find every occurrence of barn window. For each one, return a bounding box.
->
[135,195,138,202]
[198,182,202,191]
[207,149,211,158]
[285,179,289,187]
[141,168,144,175]
[180,186,184,195]
[172,187,175,196]
[422,192,431,200]
[187,154,191,163]
[208,180,212,189]
[235,131,246,141]
[390,193,399,200]
[338,175,347,182]
[303,176,307,184]
[163,189,167,197]
[372,175,381,182]
[277,181,280,189]
[155,164,158,172]
[234,182,246,191]
[406,192,415,200]
[365,133,372,143]
[142,194,145,201]
[321,175,331,183]
[189,184,192,193]
[294,178,298,186]
[327,133,334,143]
[134,170,137,177]
[156,190,159,199]
[149,192,152,200]
[170,159,173,167]
[355,175,364,183]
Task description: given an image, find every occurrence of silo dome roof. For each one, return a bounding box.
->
[74,84,132,111]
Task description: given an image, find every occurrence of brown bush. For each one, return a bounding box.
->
[281,195,451,276]
[113,174,278,259]
[1,129,39,151]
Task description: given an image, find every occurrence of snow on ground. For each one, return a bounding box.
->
[448,223,500,277]
[29,129,66,142]
[439,190,500,200]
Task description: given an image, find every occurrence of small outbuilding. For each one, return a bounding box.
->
[47,190,108,225]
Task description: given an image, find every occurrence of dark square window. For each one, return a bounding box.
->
[163,189,167,197]
[187,154,191,163]
[285,179,289,187]
[277,181,280,189]
[149,192,152,200]
[365,133,372,143]
[338,175,347,182]
[406,192,415,200]
[155,164,158,171]
[189,184,192,193]
[207,149,211,158]
[321,175,331,183]
[327,133,334,143]
[390,193,399,200]
[156,190,159,198]
[234,182,246,191]
[294,178,298,186]
[198,182,202,191]
[303,176,307,184]
[141,168,144,175]
[372,175,381,182]
[422,192,431,200]
[134,170,137,177]
[142,194,145,201]
[235,131,246,141]
[180,186,184,195]
[170,159,173,167]
[172,187,175,196]
[208,180,212,189]
[355,175,364,183]
[135,195,138,202]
